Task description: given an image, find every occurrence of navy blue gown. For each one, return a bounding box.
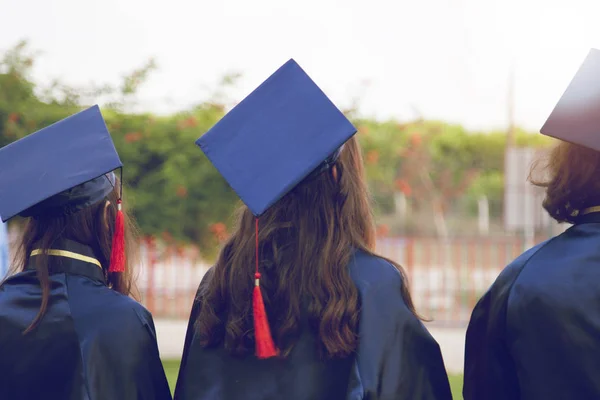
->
[464,212,600,399]
[0,239,172,400]
[175,250,452,400]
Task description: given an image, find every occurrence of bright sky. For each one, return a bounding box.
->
[2,0,600,131]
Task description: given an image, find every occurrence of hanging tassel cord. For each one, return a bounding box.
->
[252,217,278,359]
[109,168,126,273]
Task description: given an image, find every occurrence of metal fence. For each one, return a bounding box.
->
[135,236,546,323]
[6,225,546,323]
[376,237,542,324]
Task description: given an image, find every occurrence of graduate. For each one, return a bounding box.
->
[174,59,452,400]
[0,106,172,400]
[464,49,600,399]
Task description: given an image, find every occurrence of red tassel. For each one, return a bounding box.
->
[109,200,126,273]
[253,274,278,359]
[253,218,278,359]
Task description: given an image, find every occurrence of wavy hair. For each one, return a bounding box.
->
[530,141,600,223]
[196,136,416,358]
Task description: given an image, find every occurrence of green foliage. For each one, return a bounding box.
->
[107,107,238,253]
[0,40,554,249]
[465,171,504,217]
[0,41,238,255]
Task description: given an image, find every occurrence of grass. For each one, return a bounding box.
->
[163,360,464,399]
[163,359,180,395]
[449,374,463,399]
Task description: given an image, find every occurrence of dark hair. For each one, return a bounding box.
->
[196,136,417,358]
[10,181,139,333]
[530,141,600,223]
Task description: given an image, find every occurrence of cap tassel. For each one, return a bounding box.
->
[109,200,126,273]
[253,218,278,359]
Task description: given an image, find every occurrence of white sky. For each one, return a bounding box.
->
[2,0,600,131]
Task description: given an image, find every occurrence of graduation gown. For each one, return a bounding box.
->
[0,239,172,400]
[464,212,600,399]
[174,249,452,400]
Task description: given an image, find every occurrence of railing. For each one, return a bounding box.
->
[137,237,210,319]
[6,228,546,323]
[135,235,546,323]
[376,237,544,324]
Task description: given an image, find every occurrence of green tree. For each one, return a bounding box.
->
[0,40,556,248]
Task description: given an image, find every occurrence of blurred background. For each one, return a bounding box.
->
[2,0,599,397]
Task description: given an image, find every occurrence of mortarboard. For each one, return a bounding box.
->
[541,48,600,150]
[197,59,356,217]
[0,105,127,273]
[196,58,357,358]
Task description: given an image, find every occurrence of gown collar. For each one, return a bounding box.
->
[26,239,106,284]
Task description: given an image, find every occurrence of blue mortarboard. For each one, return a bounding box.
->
[541,48,600,150]
[0,105,122,222]
[196,59,357,216]
[196,59,357,359]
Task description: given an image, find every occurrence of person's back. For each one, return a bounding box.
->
[0,106,171,400]
[511,218,600,397]
[465,215,600,399]
[177,249,450,400]
[178,264,354,399]
[464,50,600,399]
[0,241,169,400]
[175,59,451,400]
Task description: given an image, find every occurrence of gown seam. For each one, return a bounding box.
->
[504,237,559,313]
[503,236,560,353]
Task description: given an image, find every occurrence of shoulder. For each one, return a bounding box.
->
[83,287,156,334]
[111,290,154,325]
[348,249,404,290]
[491,238,552,294]
[350,251,436,346]
[472,238,553,315]
[0,270,37,288]
[348,250,409,314]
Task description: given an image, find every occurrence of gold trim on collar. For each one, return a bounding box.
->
[30,249,102,269]
[581,206,600,216]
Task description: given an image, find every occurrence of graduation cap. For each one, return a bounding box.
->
[541,48,600,150]
[196,59,357,358]
[0,105,127,273]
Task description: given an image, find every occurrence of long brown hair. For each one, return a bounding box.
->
[10,181,139,333]
[530,140,600,223]
[196,136,416,358]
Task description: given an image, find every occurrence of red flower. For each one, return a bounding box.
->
[176,185,188,198]
[185,116,197,128]
[8,113,19,123]
[366,150,379,165]
[410,133,421,147]
[178,117,198,130]
[395,179,412,196]
[376,224,390,237]
[210,222,227,234]
[210,222,228,242]
[124,132,143,143]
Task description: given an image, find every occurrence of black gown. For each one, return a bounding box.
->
[175,249,452,400]
[0,239,172,400]
[464,212,600,399]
